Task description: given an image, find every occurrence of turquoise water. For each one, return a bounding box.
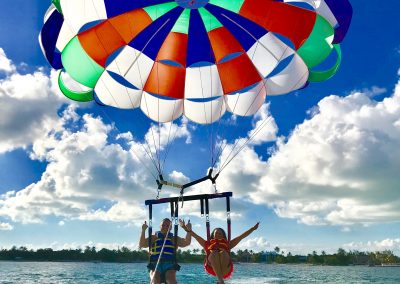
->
[1,262,400,283]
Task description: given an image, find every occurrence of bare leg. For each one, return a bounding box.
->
[150,270,161,284]
[165,270,177,284]
[207,251,231,284]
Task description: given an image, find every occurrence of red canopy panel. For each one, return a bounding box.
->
[156,32,188,68]
[144,62,186,99]
[208,27,245,64]
[239,0,316,49]
[217,53,262,95]
[79,9,152,67]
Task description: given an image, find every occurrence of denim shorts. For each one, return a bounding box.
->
[147,262,180,274]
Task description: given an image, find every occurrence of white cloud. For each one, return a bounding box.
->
[343,238,400,254]
[0,48,16,73]
[0,222,13,231]
[168,170,190,185]
[0,106,190,224]
[78,201,146,222]
[0,49,193,226]
[1,241,138,251]
[248,103,278,145]
[212,80,400,227]
[144,120,191,153]
[0,50,67,153]
[247,82,400,226]
[234,236,270,252]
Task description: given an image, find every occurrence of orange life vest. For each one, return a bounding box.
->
[206,238,230,253]
[204,238,234,279]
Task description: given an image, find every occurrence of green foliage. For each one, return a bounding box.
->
[0,246,398,265]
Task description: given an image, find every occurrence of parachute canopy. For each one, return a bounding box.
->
[40,0,352,124]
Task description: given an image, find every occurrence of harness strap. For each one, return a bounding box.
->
[173,201,179,265]
[148,204,153,252]
[205,197,210,242]
[226,196,231,242]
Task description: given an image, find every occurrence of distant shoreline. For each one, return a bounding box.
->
[2,260,400,267]
[1,247,399,266]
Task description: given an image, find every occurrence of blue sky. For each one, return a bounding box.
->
[0,0,399,255]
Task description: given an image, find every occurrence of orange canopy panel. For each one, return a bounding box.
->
[144,62,186,99]
[217,53,262,95]
[240,0,316,49]
[208,27,245,64]
[156,32,188,67]
[79,9,152,67]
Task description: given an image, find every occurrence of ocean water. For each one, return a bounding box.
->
[1,262,400,284]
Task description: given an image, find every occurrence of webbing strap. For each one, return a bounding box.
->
[226,196,231,242]
[173,201,179,265]
[148,204,153,252]
[205,198,210,241]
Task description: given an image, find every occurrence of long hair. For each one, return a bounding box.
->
[211,227,227,240]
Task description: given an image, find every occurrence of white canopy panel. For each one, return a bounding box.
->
[94,71,142,109]
[283,0,338,28]
[184,97,226,124]
[266,53,309,95]
[141,92,184,123]
[108,46,154,90]
[184,65,223,99]
[225,81,267,116]
[247,32,292,78]
[60,0,107,34]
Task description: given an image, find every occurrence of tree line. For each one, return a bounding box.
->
[0,246,399,266]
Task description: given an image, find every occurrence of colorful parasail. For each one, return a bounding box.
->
[40,0,353,125]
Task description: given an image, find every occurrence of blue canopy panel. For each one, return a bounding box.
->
[128,7,184,61]
[204,3,268,52]
[104,0,173,18]
[325,0,353,43]
[40,8,64,69]
[187,9,216,67]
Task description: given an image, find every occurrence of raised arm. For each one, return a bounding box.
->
[177,220,192,247]
[139,221,150,248]
[179,219,206,248]
[230,222,260,249]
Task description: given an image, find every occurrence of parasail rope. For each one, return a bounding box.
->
[141,93,163,175]
[160,102,186,175]
[211,72,268,172]
[211,14,292,173]
[218,116,273,174]
[97,80,161,176]
[100,43,163,176]
[94,106,159,181]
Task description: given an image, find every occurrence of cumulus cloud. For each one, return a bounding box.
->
[343,238,400,254]
[234,236,270,252]
[0,48,16,73]
[1,241,137,251]
[0,105,191,224]
[219,81,400,226]
[0,49,67,153]
[1,39,399,232]
[248,103,278,145]
[0,222,13,231]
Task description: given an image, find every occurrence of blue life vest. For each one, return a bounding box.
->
[150,231,175,262]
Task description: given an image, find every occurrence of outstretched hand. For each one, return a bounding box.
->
[252,222,260,231]
[142,221,148,231]
[179,219,191,232]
